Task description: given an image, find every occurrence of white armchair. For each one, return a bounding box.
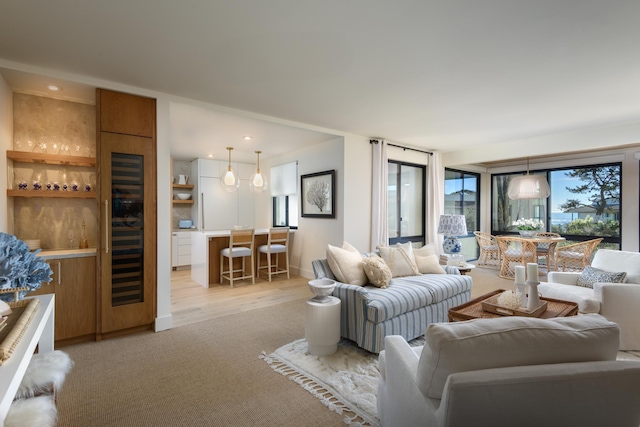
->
[377,315,640,427]
[538,249,640,350]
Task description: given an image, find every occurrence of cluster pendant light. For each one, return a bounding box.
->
[507,157,550,200]
[250,150,268,193]
[220,147,240,192]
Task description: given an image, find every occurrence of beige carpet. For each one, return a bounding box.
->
[55,267,512,426]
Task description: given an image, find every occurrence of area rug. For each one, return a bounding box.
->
[259,338,393,427]
[260,338,640,427]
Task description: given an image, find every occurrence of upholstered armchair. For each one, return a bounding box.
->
[554,238,603,272]
[377,315,640,427]
[473,231,500,269]
[496,236,537,279]
[539,249,640,350]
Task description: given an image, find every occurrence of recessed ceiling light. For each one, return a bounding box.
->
[207,154,214,158]
[47,85,61,91]
[243,136,252,140]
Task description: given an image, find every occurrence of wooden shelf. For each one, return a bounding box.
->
[172,200,194,204]
[172,183,194,189]
[7,189,97,199]
[7,150,96,167]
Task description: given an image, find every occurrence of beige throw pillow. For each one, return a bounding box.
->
[414,245,446,274]
[361,255,392,288]
[378,242,420,278]
[326,242,367,286]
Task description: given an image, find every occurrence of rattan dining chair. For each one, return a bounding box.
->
[473,231,500,270]
[496,236,537,280]
[535,232,561,271]
[554,238,604,272]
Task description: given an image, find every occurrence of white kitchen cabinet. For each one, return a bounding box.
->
[172,231,192,268]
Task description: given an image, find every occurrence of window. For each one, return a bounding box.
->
[271,161,298,229]
[444,169,480,260]
[491,163,621,248]
[388,161,425,245]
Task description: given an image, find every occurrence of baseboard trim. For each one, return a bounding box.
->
[155,314,173,332]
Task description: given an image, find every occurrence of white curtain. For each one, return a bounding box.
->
[426,152,445,255]
[371,140,388,251]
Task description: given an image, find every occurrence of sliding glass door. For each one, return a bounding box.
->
[388,161,425,246]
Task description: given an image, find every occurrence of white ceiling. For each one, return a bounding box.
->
[1,1,640,162]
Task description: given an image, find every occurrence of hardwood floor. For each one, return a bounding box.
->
[170,269,311,328]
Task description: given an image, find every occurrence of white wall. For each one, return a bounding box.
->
[0,75,12,233]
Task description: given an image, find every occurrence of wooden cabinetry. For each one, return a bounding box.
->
[30,256,96,345]
[97,88,157,339]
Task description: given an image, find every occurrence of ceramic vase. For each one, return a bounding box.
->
[526,280,542,311]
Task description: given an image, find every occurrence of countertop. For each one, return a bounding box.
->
[36,248,97,259]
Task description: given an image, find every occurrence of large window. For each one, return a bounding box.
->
[444,169,480,260]
[491,163,621,248]
[388,161,425,245]
[271,161,298,229]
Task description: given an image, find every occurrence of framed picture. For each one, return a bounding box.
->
[301,170,335,218]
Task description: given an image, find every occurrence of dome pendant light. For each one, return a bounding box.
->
[507,157,550,200]
[250,150,268,193]
[220,147,240,192]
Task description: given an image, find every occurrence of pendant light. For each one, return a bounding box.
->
[507,157,550,200]
[220,147,240,192]
[250,150,268,193]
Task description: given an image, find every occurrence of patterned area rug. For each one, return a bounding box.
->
[260,338,385,427]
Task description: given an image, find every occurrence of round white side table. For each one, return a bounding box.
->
[305,296,341,356]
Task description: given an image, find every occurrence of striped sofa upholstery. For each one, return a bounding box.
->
[312,258,472,353]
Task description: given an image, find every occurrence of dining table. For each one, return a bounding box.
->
[496,234,566,279]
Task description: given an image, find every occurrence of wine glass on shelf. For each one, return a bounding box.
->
[68,229,75,249]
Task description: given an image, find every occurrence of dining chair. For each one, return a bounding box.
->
[555,238,604,272]
[496,236,537,280]
[220,228,255,287]
[473,231,500,270]
[535,232,561,271]
[257,227,290,282]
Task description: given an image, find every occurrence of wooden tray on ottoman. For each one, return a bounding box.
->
[448,289,579,322]
[482,294,547,317]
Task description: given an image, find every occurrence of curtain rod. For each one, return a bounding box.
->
[369,139,433,156]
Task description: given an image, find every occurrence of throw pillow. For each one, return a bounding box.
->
[361,255,392,288]
[377,243,420,278]
[413,245,446,274]
[326,242,368,286]
[576,265,627,289]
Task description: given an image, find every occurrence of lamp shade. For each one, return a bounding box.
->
[220,147,240,192]
[437,215,468,236]
[508,174,550,200]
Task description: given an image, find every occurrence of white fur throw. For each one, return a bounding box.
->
[15,350,74,399]
[5,395,57,427]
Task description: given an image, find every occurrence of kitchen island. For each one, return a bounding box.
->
[191,229,293,287]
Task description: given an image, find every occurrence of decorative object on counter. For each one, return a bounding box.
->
[220,147,240,192]
[507,157,551,200]
[496,290,521,309]
[307,278,336,303]
[0,233,53,302]
[250,150,268,193]
[175,193,191,200]
[437,214,468,254]
[79,221,89,249]
[526,263,543,311]
[178,174,189,185]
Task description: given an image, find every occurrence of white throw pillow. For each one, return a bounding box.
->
[417,314,620,399]
[378,243,420,278]
[326,242,367,286]
[361,255,392,288]
[413,245,446,274]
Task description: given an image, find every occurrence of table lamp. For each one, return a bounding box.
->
[437,214,468,254]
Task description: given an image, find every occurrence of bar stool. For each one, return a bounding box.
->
[257,227,290,282]
[220,228,255,287]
